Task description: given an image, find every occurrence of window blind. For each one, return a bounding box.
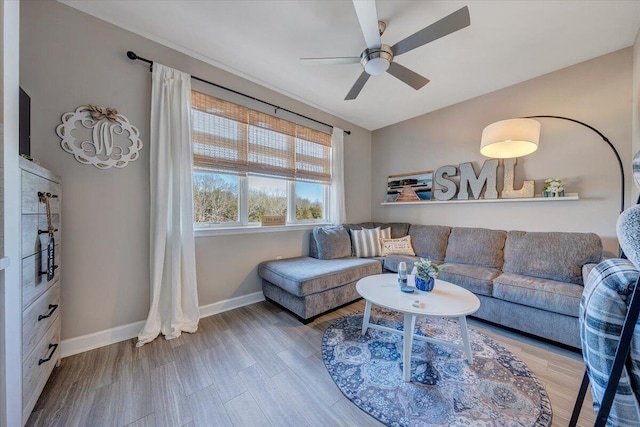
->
[192,91,332,183]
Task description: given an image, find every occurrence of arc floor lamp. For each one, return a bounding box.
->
[480,115,635,427]
[480,115,625,215]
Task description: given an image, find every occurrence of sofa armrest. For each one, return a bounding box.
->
[582,263,598,285]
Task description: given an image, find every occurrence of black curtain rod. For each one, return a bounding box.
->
[126,51,351,136]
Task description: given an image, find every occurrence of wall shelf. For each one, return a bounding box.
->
[381,193,579,206]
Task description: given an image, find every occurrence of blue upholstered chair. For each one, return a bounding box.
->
[577,205,640,426]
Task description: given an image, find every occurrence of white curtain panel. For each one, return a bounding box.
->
[329,127,347,224]
[137,63,199,347]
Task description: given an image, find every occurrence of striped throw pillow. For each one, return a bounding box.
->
[351,227,389,258]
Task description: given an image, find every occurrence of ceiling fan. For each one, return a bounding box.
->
[300,1,470,100]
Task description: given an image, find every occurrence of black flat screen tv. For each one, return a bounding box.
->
[19,87,31,157]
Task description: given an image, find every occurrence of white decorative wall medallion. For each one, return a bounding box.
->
[56,105,143,169]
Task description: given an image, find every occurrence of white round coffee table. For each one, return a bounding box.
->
[356,273,481,382]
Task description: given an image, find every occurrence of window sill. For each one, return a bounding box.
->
[194,223,330,238]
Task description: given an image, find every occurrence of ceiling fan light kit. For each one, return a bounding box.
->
[300,1,471,100]
[361,45,393,75]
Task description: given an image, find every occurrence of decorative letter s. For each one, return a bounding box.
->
[434,166,458,201]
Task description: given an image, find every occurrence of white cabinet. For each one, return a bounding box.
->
[19,157,62,424]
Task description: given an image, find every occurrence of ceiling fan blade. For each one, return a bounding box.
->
[387,62,430,90]
[345,71,371,100]
[352,0,381,49]
[300,57,361,65]
[391,6,470,56]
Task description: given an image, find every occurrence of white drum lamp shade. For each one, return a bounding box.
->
[480,118,541,158]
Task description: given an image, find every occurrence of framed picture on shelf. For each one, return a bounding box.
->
[387,170,433,202]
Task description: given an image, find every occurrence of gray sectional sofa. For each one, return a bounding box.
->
[258,222,603,348]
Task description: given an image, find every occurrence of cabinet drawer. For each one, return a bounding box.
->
[21,170,61,215]
[23,316,60,415]
[21,214,61,258]
[23,282,60,360]
[22,245,61,309]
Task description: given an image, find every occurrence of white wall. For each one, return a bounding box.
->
[1,1,22,425]
[20,1,372,341]
[372,49,633,256]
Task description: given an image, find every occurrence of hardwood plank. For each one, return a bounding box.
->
[277,347,342,407]
[235,326,288,377]
[187,384,233,427]
[150,362,193,427]
[137,335,176,368]
[201,343,248,403]
[112,357,153,426]
[217,329,256,372]
[223,391,271,427]
[271,369,344,426]
[186,320,220,351]
[239,364,309,426]
[172,344,215,396]
[330,397,385,427]
[125,413,156,427]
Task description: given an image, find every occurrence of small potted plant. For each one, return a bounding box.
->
[543,178,564,197]
[412,258,444,292]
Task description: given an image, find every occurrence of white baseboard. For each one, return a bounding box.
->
[60,291,265,358]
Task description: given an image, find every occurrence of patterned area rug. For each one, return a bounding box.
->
[322,308,552,427]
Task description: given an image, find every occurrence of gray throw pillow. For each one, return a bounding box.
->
[313,226,352,260]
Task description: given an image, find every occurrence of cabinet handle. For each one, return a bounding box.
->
[38,229,58,235]
[38,343,58,365]
[38,304,59,321]
[38,265,59,276]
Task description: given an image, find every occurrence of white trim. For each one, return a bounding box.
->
[198,290,265,319]
[195,222,327,238]
[0,257,9,271]
[60,291,266,358]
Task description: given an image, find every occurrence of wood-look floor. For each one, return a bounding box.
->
[27,300,595,427]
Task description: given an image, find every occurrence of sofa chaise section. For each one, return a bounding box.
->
[259,256,381,322]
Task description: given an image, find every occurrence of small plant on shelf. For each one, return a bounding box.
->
[543,178,564,197]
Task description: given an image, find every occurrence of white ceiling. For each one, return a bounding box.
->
[62,1,640,131]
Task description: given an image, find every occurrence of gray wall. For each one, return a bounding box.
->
[372,49,633,256]
[633,28,640,202]
[20,1,372,340]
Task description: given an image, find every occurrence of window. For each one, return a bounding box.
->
[248,176,287,223]
[296,181,325,220]
[193,172,239,224]
[191,91,331,228]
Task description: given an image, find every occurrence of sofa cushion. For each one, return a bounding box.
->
[503,231,602,285]
[372,222,411,238]
[408,225,451,263]
[383,255,421,273]
[258,256,381,297]
[492,272,583,317]
[313,226,352,260]
[445,227,506,269]
[438,263,501,297]
[381,236,416,256]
